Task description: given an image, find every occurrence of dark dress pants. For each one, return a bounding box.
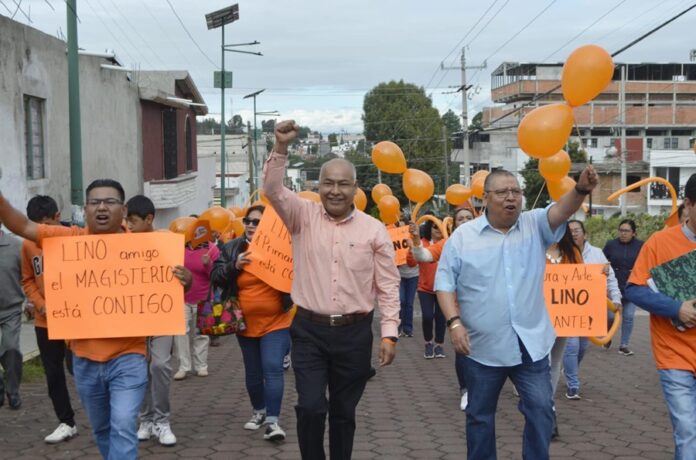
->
[36,326,76,426]
[291,312,373,460]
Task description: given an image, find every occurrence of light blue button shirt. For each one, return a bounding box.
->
[434,205,565,367]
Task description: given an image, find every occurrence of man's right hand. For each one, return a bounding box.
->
[408,222,421,246]
[678,299,696,327]
[449,323,471,355]
[274,120,300,151]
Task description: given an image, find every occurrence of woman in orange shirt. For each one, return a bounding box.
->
[212,205,293,442]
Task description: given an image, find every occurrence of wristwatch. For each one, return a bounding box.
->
[446,315,461,328]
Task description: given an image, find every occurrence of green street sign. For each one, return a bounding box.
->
[214,71,233,88]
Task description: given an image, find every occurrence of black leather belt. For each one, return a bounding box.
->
[296,306,370,327]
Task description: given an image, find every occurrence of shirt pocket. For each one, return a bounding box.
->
[343,241,374,285]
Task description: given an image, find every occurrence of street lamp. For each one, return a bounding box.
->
[205,4,260,207]
[244,90,279,190]
[606,145,627,215]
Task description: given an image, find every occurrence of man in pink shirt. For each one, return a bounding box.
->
[264,120,400,460]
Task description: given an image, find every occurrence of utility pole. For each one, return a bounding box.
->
[620,64,627,216]
[246,121,255,196]
[442,48,486,185]
[67,0,83,224]
[442,125,449,189]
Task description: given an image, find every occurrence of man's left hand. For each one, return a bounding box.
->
[576,165,599,193]
[379,341,396,367]
[173,265,193,292]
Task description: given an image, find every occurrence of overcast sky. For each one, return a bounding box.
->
[6,0,695,133]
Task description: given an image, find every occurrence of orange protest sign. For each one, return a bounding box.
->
[43,232,185,339]
[388,226,411,265]
[190,219,212,249]
[543,264,607,337]
[245,206,294,293]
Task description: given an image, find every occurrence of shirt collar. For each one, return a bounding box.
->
[477,210,520,235]
[322,205,357,225]
[682,223,696,242]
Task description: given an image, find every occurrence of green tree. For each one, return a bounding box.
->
[261,119,276,133]
[362,80,445,201]
[226,114,245,134]
[442,109,462,150]
[521,141,588,209]
[197,117,220,134]
[471,111,483,130]
[328,133,338,148]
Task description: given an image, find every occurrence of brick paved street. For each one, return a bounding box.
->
[0,314,674,459]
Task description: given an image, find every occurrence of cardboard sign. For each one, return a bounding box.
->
[245,206,294,293]
[43,233,185,339]
[543,264,607,337]
[388,226,411,265]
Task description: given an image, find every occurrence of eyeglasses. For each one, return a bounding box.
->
[86,198,123,207]
[618,228,633,233]
[484,188,523,198]
[242,218,261,226]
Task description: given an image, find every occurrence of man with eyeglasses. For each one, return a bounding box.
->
[435,167,598,459]
[0,180,191,460]
[263,120,400,460]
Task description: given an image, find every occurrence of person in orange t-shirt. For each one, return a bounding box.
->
[212,204,294,442]
[0,179,191,460]
[625,174,696,460]
[21,195,78,444]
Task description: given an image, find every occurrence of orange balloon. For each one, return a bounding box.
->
[168,216,196,242]
[472,170,489,181]
[379,209,399,225]
[378,195,401,216]
[562,45,614,107]
[445,184,472,206]
[403,168,434,203]
[471,177,486,199]
[539,150,571,181]
[547,176,577,201]
[230,217,245,237]
[371,183,392,204]
[199,206,233,233]
[372,141,407,174]
[518,104,574,159]
[228,206,242,218]
[354,187,367,211]
[297,190,321,202]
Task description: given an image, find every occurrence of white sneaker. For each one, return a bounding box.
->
[244,412,266,430]
[44,423,78,444]
[196,368,209,377]
[283,354,291,370]
[137,421,153,441]
[154,422,177,446]
[263,422,286,441]
[460,391,468,411]
[173,370,187,380]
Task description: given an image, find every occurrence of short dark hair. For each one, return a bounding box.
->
[86,179,125,202]
[619,219,636,232]
[245,205,266,217]
[483,169,516,192]
[126,195,155,219]
[26,195,58,223]
[685,174,696,203]
[677,202,685,219]
[568,219,585,234]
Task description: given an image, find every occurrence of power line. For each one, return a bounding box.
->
[82,0,138,65]
[480,2,696,132]
[164,0,219,69]
[465,0,511,48]
[92,0,154,67]
[105,0,167,68]
[140,1,199,71]
[541,0,628,62]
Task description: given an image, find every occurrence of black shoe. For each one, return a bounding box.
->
[551,412,559,440]
[8,394,21,410]
[367,367,377,380]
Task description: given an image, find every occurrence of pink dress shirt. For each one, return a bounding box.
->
[263,152,400,338]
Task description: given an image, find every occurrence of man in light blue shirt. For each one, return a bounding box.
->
[435,167,598,460]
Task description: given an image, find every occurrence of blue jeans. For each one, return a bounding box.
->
[562,337,589,391]
[73,353,148,460]
[455,353,467,391]
[464,344,553,460]
[399,276,418,335]
[237,329,290,423]
[658,369,696,460]
[418,291,446,343]
[620,300,636,347]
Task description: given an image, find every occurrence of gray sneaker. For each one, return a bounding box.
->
[244,412,266,430]
[434,345,446,358]
[424,342,435,359]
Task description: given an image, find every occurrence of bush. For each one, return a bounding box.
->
[584,212,668,249]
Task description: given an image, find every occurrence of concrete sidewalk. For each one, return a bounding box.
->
[2,314,673,459]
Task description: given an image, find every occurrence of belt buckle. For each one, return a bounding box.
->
[329,315,342,326]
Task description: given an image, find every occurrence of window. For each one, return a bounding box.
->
[646,138,653,149]
[590,138,598,148]
[24,95,45,179]
[185,115,193,171]
[663,137,678,149]
[162,109,178,179]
